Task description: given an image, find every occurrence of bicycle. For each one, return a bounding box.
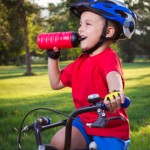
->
[18,94,130,150]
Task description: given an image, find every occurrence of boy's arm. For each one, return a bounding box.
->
[47,48,65,90]
[105,71,125,112]
[48,58,65,90]
[106,71,123,93]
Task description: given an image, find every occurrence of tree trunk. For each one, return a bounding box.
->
[22,10,32,75]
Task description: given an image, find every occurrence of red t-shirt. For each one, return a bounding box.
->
[60,47,130,140]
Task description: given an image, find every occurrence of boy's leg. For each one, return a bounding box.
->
[51,116,91,149]
[72,117,92,149]
[93,136,130,150]
[50,126,87,149]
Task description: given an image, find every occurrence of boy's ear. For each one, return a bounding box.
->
[106,26,115,38]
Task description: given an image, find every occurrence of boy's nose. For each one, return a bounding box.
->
[78,26,84,34]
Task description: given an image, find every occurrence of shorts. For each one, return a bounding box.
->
[72,117,130,150]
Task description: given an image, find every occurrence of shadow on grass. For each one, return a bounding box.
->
[0,92,73,118]
[126,84,150,131]
[0,74,25,80]
[0,65,48,80]
[123,62,150,69]
[126,73,150,81]
[0,71,46,80]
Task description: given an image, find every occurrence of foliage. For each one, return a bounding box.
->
[0,0,150,66]
[46,1,69,32]
[119,0,150,62]
[0,0,24,65]
[0,0,45,76]
[28,13,45,55]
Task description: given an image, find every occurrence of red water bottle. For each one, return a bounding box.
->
[37,31,80,50]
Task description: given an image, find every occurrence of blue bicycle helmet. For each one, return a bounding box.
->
[70,0,137,39]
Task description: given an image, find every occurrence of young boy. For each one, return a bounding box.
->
[47,0,137,149]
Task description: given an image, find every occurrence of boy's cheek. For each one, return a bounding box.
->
[80,42,87,49]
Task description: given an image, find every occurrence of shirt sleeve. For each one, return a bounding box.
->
[102,51,123,77]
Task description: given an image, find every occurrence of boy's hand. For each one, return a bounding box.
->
[104,91,125,112]
[47,47,61,59]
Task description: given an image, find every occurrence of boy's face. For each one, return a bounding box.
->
[78,11,106,51]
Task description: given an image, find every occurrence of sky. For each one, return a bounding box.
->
[32,0,61,17]
[33,0,126,7]
[33,0,61,7]
[32,0,126,17]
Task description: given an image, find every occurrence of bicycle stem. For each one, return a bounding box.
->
[64,104,102,150]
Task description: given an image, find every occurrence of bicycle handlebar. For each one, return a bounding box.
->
[102,96,130,111]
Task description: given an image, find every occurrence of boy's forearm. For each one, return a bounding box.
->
[106,71,123,92]
[48,58,64,90]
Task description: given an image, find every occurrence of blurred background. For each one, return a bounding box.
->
[0,0,149,75]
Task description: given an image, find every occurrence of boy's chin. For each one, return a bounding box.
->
[80,45,88,50]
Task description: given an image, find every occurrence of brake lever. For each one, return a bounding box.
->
[86,108,124,128]
[86,109,107,128]
[86,103,125,128]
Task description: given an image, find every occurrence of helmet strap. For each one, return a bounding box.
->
[82,19,108,54]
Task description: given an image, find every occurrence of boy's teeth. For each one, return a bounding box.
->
[79,36,87,41]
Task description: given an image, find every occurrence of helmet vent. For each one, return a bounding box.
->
[104,1,116,5]
[103,3,113,8]
[115,10,128,18]
[96,9,115,17]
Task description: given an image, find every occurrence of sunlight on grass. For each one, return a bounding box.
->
[130,125,150,150]
[0,62,150,150]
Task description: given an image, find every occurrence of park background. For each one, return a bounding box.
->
[0,0,150,149]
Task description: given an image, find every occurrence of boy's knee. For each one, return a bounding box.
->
[50,134,65,149]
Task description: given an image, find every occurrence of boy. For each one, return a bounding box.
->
[47,0,137,149]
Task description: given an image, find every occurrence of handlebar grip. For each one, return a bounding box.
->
[102,96,130,111]
[121,96,130,108]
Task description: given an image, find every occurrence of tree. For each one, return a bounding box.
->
[0,0,12,65]
[1,0,42,75]
[119,0,150,62]
[16,0,41,75]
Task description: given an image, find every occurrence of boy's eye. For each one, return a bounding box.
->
[78,24,81,28]
[86,22,91,26]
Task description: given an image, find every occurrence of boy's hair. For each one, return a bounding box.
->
[108,20,123,41]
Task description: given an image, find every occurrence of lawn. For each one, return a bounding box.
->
[0,62,150,150]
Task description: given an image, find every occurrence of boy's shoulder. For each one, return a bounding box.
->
[75,47,118,60]
[100,47,118,57]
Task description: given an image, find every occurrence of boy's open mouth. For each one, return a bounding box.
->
[79,36,87,41]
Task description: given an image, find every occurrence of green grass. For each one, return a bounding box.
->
[123,62,150,149]
[0,62,150,150]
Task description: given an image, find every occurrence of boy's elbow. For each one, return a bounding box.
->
[50,84,59,90]
[50,81,64,90]
[51,86,60,90]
